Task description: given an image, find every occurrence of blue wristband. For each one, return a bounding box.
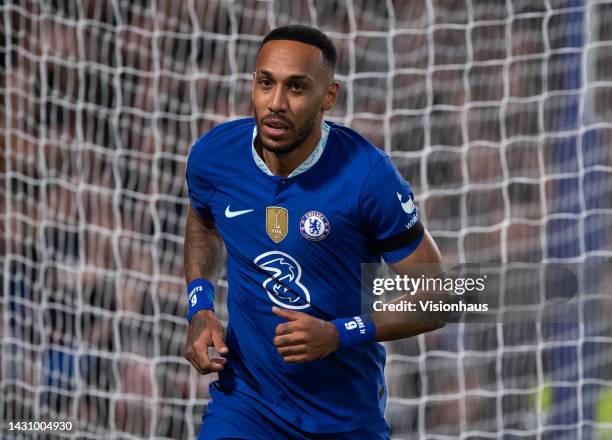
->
[186,279,215,321]
[331,314,376,348]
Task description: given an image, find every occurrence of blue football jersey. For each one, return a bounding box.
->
[186,118,423,434]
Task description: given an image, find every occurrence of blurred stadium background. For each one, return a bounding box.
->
[1,0,611,438]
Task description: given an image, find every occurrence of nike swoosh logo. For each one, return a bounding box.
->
[225,206,254,218]
[397,192,415,214]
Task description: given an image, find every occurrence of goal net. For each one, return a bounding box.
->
[1,1,611,439]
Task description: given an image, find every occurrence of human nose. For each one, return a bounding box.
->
[268,85,288,113]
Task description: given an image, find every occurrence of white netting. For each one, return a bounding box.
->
[1,1,611,439]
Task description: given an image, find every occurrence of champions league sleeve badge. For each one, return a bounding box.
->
[299,211,330,241]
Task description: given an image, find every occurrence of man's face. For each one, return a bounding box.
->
[252,40,337,155]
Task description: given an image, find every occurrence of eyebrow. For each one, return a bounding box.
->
[257,69,313,82]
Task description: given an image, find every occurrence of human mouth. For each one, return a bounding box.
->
[262,118,291,137]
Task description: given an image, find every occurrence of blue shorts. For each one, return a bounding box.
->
[198,382,390,440]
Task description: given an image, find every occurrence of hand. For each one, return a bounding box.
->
[185,310,229,374]
[272,306,340,364]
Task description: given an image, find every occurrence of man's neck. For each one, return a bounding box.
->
[261,122,323,178]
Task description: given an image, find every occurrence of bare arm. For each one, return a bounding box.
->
[371,230,446,342]
[184,205,225,284]
[183,206,228,375]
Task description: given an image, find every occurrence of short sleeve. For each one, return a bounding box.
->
[360,156,424,263]
[186,143,215,221]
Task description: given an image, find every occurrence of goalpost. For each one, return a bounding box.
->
[1,1,611,439]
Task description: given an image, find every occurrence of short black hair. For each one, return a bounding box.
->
[260,25,337,72]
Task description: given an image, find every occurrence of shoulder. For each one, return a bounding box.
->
[325,121,389,174]
[190,117,255,158]
[325,122,413,196]
[186,117,255,187]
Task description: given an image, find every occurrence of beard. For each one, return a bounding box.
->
[254,109,319,156]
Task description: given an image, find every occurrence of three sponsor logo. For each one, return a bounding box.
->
[254,251,311,309]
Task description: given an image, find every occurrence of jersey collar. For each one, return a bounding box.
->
[251,121,330,178]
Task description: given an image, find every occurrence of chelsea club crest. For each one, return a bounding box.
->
[300,211,330,241]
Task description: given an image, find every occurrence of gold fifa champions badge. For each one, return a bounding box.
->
[266,206,288,243]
